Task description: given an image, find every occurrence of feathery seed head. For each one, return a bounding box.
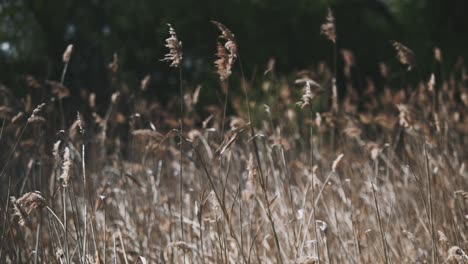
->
[161,23,183,68]
[296,80,322,109]
[59,147,72,187]
[141,75,151,91]
[392,41,415,71]
[447,246,468,262]
[11,191,46,226]
[62,44,73,63]
[109,53,118,73]
[215,41,232,81]
[28,103,46,123]
[428,73,436,93]
[396,104,414,130]
[212,21,238,81]
[434,47,443,62]
[321,8,336,43]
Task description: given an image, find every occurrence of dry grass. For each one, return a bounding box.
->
[1,14,468,264]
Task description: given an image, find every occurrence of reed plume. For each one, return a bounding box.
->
[438,230,449,246]
[141,74,151,91]
[446,246,468,263]
[59,147,72,187]
[10,191,46,226]
[242,154,258,200]
[62,44,73,63]
[321,8,339,114]
[434,47,442,62]
[296,80,322,109]
[109,53,118,73]
[321,8,336,43]
[76,111,84,134]
[392,41,415,71]
[341,49,355,78]
[212,21,237,81]
[161,23,183,68]
[28,103,46,123]
[214,42,232,81]
[396,104,415,130]
[428,73,436,92]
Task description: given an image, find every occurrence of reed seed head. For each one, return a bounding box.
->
[62,44,73,63]
[59,147,72,187]
[161,23,183,68]
[10,191,46,226]
[296,80,321,109]
[212,21,238,81]
[321,8,336,43]
[434,47,443,62]
[392,41,415,71]
[28,103,46,123]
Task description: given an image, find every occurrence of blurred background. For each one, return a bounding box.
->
[0,0,467,105]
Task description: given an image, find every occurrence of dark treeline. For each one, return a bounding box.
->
[1,0,468,104]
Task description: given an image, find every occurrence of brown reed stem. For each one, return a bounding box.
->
[178,65,186,264]
[372,160,389,264]
[424,142,438,264]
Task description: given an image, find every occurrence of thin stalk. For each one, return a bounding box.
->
[310,126,320,261]
[0,123,29,180]
[47,210,64,262]
[89,216,98,262]
[63,188,70,264]
[331,33,338,151]
[104,203,107,264]
[118,230,129,264]
[68,185,84,262]
[332,42,338,114]
[0,176,12,259]
[82,141,88,264]
[372,161,389,264]
[300,111,320,260]
[221,80,229,137]
[424,143,437,263]
[60,60,70,85]
[113,234,117,264]
[34,217,41,264]
[372,183,389,264]
[45,206,66,233]
[178,66,186,263]
[59,60,70,129]
[198,202,205,264]
[325,232,331,263]
[0,119,5,141]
